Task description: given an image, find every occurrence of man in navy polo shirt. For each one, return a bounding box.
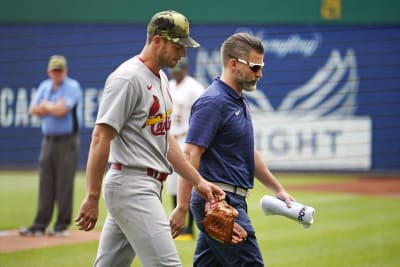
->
[19,55,82,237]
[169,33,294,266]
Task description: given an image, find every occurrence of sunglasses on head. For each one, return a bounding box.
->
[228,54,264,72]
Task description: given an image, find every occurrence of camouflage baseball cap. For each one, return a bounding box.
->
[47,55,67,71]
[147,10,200,48]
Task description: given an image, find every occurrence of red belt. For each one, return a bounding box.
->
[110,163,168,182]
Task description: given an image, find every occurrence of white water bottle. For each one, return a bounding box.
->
[260,195,315,229]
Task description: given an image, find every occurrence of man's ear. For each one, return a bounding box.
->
[153,35,164,45]
[229,57,237,71]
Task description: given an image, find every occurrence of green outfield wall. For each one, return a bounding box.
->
[0,0,399,24]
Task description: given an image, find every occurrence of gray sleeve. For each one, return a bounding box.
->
[96,77,140,133]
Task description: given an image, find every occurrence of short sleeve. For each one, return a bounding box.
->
[96,77,140,133]
[65,81,82,110]
[30,81,47,107]
[185,96,221,148]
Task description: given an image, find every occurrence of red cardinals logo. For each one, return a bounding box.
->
[142,95,172,136]
[149,95,160,117]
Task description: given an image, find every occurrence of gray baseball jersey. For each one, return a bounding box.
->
[96,56,173,174]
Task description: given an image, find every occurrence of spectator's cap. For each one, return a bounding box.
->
[47,55,67,71]
[171,57,188,71]
[147,10,200,48]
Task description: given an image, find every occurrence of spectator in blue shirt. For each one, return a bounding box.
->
[19,55,82,237]
[169,33,295,266]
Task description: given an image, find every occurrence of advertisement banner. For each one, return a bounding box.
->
[0,24,399,170]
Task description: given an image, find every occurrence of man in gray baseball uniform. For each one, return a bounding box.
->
[75,10,225,267]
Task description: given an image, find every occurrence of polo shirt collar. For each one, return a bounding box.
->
[215,77,243,101]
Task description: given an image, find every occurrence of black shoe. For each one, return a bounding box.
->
[48,228,69,237]
[18,227,45,237]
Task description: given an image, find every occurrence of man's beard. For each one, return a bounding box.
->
[240,80,257,92]
[159,55,176,69]
[236,70,258,92]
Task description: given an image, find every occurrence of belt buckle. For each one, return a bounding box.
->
[232,185,248,197]
[233,186,238,195]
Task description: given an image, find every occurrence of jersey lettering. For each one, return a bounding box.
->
[142,94,172,136]
[151,116,171,136]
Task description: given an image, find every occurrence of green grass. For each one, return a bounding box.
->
[0,170,107,230]
[1,170,399,267]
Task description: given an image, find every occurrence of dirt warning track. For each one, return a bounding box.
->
[0,230,100,253]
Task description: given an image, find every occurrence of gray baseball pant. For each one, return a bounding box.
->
[94,167,181,267]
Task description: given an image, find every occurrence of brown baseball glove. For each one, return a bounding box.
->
[202,200,247,244]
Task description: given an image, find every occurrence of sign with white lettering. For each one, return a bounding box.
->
[253,116,371,170]
[0,24,399,170]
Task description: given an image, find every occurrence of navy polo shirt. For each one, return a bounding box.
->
[186,78,255,189]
